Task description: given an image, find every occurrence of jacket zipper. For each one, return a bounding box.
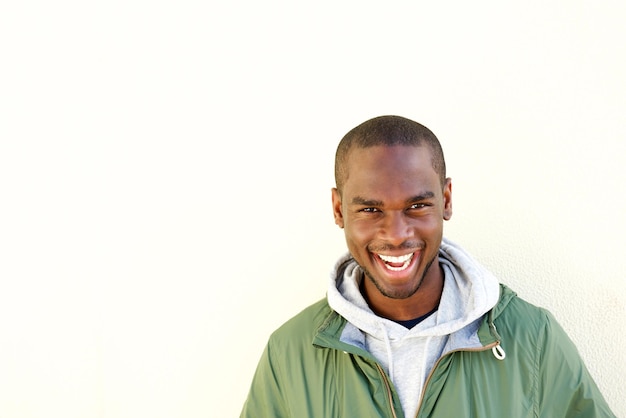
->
[413,341,502,418]
[375,363,399,418]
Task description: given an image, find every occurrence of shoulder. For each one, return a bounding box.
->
[495,289,615,416]
[268,298,334,347]
[494,285,578,358]
[494,284,554,333]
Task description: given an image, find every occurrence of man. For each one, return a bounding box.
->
[240,115,615,417]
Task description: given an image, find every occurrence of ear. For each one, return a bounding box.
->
[443,178,453,221]
[331,188,345,228]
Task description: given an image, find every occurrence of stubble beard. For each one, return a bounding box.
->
[361,255,437,300]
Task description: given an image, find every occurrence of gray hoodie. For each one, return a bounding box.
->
[327,238,501,417]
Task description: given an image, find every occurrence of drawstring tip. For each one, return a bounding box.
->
[492,344,506,360]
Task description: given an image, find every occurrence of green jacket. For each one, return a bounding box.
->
[241,285,615,417]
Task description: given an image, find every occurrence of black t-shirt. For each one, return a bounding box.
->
[393,307,438,329]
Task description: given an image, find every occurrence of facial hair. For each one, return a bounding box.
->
[360,255,436,300]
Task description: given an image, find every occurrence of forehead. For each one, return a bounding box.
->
[343,145,439,197]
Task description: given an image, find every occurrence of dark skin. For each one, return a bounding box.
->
[332,145,453,321]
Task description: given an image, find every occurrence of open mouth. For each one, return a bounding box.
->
[377,253,414,272]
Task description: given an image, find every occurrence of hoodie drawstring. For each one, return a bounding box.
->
[488,311,506,360]
[492,344,506,360]
[380,322,395,381]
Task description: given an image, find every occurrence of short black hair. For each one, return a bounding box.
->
[334,115,446,193]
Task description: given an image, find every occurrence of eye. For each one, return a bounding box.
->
[360,207,380,213]
[408,202,435,212]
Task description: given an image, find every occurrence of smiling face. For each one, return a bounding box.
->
[332,145,452,304]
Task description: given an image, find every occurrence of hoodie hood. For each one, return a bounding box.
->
[327,237,500,341]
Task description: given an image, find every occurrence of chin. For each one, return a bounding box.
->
[364,270,425,300]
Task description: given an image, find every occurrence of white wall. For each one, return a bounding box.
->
[1,1,624,417]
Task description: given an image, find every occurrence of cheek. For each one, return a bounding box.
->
[420,216,443,230]
[344,220,376,246]
[420,217,443,234]
[421,218,444,242]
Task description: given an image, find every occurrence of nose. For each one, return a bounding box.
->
[380,211,413,247]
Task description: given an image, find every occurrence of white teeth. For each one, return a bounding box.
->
[378,253,414,271]
[378,254,413,263]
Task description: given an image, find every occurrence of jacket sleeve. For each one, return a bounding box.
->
[240,338,290,418]
[536,310,615,418]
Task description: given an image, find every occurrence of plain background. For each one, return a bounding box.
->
[1,1,625,417]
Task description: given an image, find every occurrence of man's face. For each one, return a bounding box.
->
[332,145,452,300]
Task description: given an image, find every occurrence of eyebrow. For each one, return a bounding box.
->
[351,192,435,207]
[351,196,384,207]
[406,192,435,203]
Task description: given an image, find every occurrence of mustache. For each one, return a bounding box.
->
[368,241,422,253]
